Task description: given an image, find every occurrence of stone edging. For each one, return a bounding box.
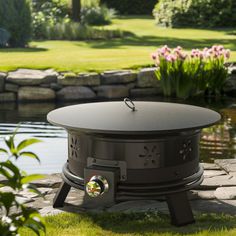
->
[1,159,235,216]
[0,65,236,102]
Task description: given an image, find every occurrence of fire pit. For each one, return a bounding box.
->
[47,99,221,226]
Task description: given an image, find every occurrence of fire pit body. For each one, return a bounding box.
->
[47,100,221,226]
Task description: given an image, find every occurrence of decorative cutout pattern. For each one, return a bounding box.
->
[69,135,79,159]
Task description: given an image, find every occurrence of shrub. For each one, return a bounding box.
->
[80,4,116,26]
[151,45,230,99]
[32,0,70,39]
[0,130,45,235]
[45,22,123,40]
[153,0,236,28]
[100,0,157,15]
[0,28,10,47]
[0,0,32,47]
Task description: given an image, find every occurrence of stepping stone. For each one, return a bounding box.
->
[215,159,236,173]
[214,187,236,200]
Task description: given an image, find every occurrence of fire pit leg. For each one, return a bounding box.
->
[166,191,195,226]
[53,181,71,208]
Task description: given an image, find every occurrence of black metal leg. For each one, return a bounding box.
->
[53,181,71,208]
[166,191,195,226]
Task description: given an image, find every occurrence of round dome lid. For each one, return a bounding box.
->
[47,101,221,134]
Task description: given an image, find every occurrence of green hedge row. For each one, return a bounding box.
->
[100,0,157,15]
[153,0,236,28]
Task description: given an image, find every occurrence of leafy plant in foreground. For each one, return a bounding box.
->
[0,130,45,235]
[151,45,230,99]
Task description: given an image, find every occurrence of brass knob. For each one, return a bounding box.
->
[86,175,109,197]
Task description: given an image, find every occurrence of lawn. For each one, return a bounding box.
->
[0,16,235,73]
[19,212,236,236]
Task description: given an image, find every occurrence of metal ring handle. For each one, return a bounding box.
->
[124,98,136,111]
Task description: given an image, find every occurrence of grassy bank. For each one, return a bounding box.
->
[0,16,235,73]
[20,212,236,236]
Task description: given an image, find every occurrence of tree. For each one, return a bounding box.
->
[0,0,32,47]
[72,0,81,21]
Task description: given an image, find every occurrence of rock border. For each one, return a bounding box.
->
[0,65,236,102]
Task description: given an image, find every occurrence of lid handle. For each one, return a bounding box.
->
[124,98,136,111]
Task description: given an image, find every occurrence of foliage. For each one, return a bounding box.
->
[45,22,123,40]
[80,4,116,26]
[152,45,230,99]
[100,0,157,15]
[0,130,45,235]
[153,0,236,28]
[32,0,70,39]
[0,0,32,47]
[0,28,10,48]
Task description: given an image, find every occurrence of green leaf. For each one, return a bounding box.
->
[0,148,8,154]
[5,135,15,151]
[27,184,44,198]
[19,151,40,163]
[17,138,42,152]
[21,174,45,184]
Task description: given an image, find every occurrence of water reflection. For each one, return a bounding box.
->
[200,106,236,162]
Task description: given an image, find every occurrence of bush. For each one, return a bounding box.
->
[32,0,70,39]
[0,130,45,235]
[100,0,157,15]
[0,0,32,47]
[151,45,230,99]
[153,0,236,28]
[45,22,123,40]
[80,4,116,26]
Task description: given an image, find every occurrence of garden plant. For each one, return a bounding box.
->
[0,130,45,235]
[152,45,230,99]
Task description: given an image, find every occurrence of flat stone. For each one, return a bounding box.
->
[130,87,161,97]
[50,83,63,91]
[203,170,227,178]
[57,86,96,101]
[228,65,236,75]
[18,86,55,102]
[31,174,61,188]
[189,190,215,200]
[191,199,236,215]
[215,159,236,173]
[58,73,100,86]
[0,72,6,92]
[7,69,58,86]
[137,67,160,88]
[96,85,129,98]
[214,187,236,200]
[201,163,221,170]
[16,196,34,204]
[223,76,236,95]
[0,92,16,102]
[5,83,19,92]
[197,175,236,190]
[17,187,53,199]
[101,70,137,84]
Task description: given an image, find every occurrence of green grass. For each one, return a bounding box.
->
[19,212,236,236]
[0,16,236,72]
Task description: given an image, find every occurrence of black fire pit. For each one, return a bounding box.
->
[47,99,221,226]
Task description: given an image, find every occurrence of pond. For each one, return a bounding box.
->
[0,97,236,174]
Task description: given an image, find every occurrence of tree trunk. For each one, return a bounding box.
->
[72,0,81,22]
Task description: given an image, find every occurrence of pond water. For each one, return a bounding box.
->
[0,98,236,174]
